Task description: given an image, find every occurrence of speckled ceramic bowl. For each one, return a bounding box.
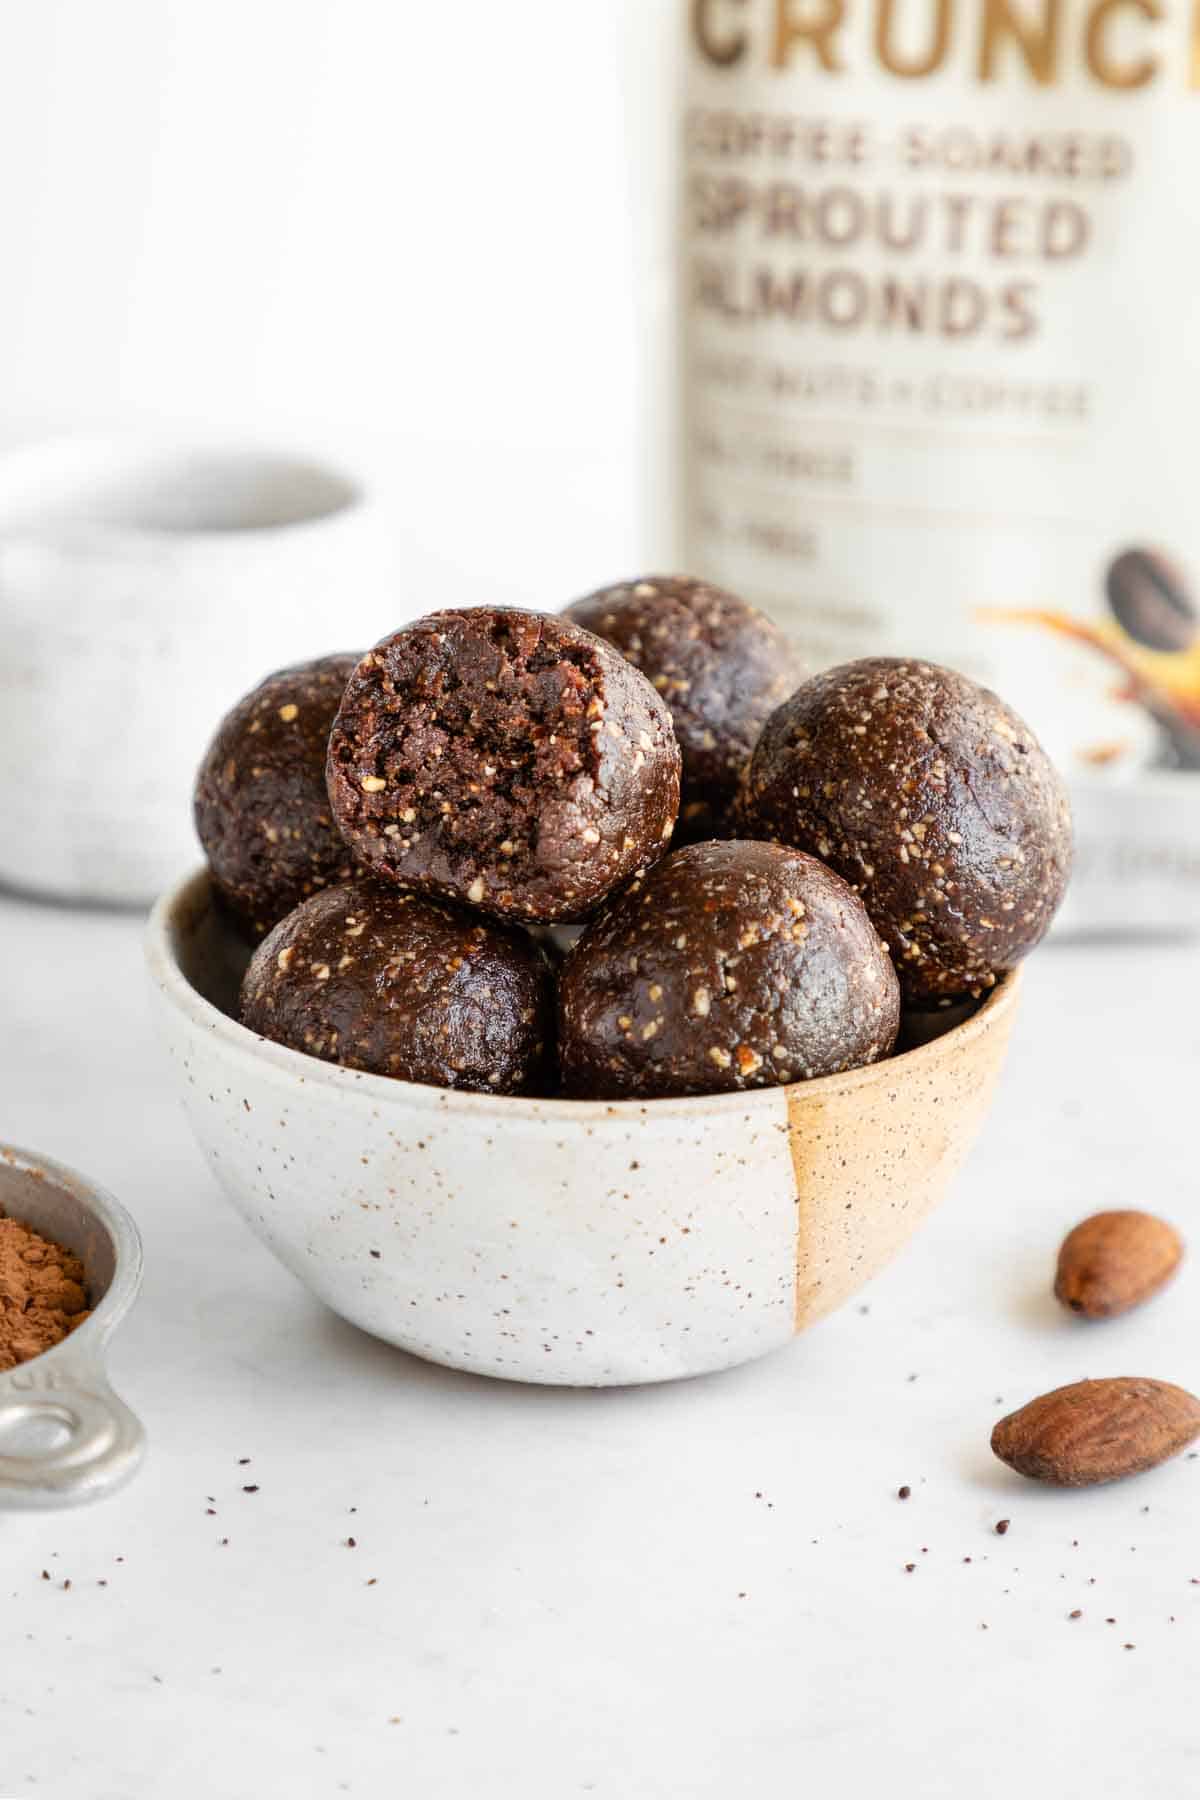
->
[146,870,1020,1387]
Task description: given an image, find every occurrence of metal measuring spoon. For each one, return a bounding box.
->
[0,1145,144,1508]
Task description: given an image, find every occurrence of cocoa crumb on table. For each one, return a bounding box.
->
[995,1520,1010,1536]
[897,1486,911,1500]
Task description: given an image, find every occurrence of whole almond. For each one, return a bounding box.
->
[1054,1210,1183,1319]
[991,1377,1200,1486]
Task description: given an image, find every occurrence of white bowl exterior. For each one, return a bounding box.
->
[158,1010,799,1385]
[147,873,1017,1387]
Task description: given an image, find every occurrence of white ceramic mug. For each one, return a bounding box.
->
[0,437,395,906]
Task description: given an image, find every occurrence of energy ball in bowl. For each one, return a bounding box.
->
[564,576,802,842]
[240,878,554,1096]
[327,608,681,924]
[194,655,361,941]
[558,839,900,1100]
[739,658,1072,1004]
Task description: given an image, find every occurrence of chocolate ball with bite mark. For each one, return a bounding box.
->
[563,575,803,843]
[240,878,554,1095]
[326,608,681,924]
[738,658,1072,1003]
[194,655,361,942]
[558,839,899,1100]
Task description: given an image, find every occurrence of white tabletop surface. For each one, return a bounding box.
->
[1,888,1198,1799]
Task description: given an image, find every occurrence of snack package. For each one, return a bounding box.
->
[677,0,1200,932]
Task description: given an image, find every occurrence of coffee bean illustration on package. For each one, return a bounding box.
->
[1106,550,1199,657]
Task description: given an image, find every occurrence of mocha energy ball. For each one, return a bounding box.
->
[240,878,554,1095]
[195,655,360,941]
[558,839,900,1100]
[327,608,681,923]
[738,658,1073,1003]
[564,576,802,841]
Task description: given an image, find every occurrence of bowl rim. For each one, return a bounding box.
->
[146,867,1023,1124]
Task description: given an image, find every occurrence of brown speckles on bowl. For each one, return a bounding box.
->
[146,869,1021,1387]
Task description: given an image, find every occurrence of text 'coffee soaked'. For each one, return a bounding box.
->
[679,0,1200,932]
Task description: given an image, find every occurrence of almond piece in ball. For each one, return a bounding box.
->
[194,655,361,942]
[240,879,555,1096]
[558,839,899,1100]
[326,608,681,924]
[563,576,803,842]
[738,657,1072,1003]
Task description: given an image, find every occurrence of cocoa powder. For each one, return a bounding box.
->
[0,1212,89,1370]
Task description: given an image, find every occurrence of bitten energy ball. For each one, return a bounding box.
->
[739,658,1073,1003]
[558,839,899,1100]
[240,878,554,1095]
[327,608,681,923]
[563,576,802,841]
[195,655,360,941]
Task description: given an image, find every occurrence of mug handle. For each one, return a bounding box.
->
[0,1356,145,1509]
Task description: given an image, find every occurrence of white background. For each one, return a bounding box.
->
[0,0,678,600]
[4,898,1200,1798]
[2,8,1200,1796]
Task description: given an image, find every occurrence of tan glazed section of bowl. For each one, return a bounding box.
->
[146,871,1020,1386]
[785,1001,1016,1333]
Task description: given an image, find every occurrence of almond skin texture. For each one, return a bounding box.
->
[991,1378,1200,1487]
[1054,1210,1183,1319]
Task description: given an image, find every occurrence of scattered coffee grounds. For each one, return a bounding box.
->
[0,1212,89,1370]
